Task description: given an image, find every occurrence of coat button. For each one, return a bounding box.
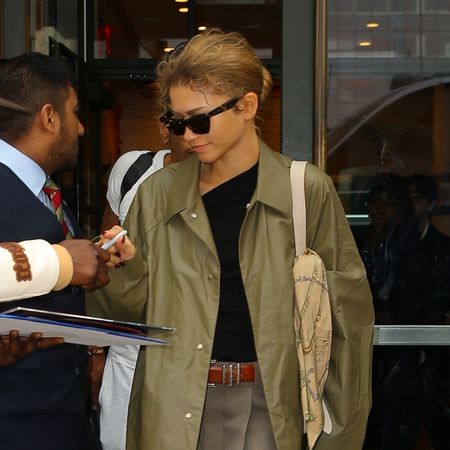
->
[207,274,213,280]
[185,412,192,419]
[191,212,197,218]
[196,344,203,350]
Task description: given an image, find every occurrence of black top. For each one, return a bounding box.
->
[202,163,258,362]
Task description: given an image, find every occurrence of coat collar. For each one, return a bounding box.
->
[254,140,292,217]
[163,139,293,223]
[163,153,202,223]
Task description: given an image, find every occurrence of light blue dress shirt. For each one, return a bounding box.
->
[0,138,51,207]
[0,138,74,236]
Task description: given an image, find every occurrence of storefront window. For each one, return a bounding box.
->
[196,0,281,59]
[29,0,78,55]
[91,0,281,60]
[327,2,450,449]
[327,0,450,224]
[92,0,188,59]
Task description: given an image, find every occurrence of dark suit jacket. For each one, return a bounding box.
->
[0,163,95,450]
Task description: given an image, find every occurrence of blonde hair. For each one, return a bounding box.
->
[157,29,273,128]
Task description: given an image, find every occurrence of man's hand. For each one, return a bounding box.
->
[0,330,64,367]
[87,346,106,410]
[58,239,111,291]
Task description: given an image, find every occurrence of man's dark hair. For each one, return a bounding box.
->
[365,172,415,219]
[367,172,410,204]
[0,52,76,142]
[406,173,439,203]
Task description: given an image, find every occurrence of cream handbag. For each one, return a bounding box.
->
[290,161,333,449]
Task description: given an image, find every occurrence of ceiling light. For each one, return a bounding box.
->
[179,7,188,12]
[358,41,372,47]
[366,22,379,28]
[198,26,207,31]
[175,0,188,3]
[164,47,175,53]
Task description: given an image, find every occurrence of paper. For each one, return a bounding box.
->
[0,312,171,347]
[2,307,174,336]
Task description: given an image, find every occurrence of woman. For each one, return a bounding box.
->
[88,29,374,450]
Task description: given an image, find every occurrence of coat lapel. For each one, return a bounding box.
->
[163,155,218,259]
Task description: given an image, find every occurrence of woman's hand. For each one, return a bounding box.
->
[92,225,136,268]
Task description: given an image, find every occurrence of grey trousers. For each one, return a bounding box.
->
[197,363,278,450]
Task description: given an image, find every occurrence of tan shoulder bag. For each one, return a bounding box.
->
[290,160,333,449]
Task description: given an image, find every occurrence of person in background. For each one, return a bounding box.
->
[89,29,374,450]
[354,173,420,325]
[406,173,450,319]
[406,173,450,450]
[102,121,191,226]
[92,121,191,450]
[355,173,437,450]
[0,52,118,450]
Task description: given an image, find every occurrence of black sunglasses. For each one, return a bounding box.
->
[160,97,240,136]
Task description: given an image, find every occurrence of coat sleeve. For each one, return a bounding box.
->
[86,186,149,323]
[304,164,374,450]
[0,239,62,302]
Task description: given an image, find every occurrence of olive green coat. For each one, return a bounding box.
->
[88,141,374,450]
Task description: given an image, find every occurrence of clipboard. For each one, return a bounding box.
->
[0,307,174,347]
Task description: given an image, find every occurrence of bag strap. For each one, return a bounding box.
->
[120,152,156,203]
[290,160,307,255]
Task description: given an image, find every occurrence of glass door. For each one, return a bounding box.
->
[326,2,450,449]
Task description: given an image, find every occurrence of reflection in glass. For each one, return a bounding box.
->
[92,0,281,60]
[93,0,188,59]
[328,1,450,129]
[196,0,281,59]
[327,2,450,449]
[29,0,78,54]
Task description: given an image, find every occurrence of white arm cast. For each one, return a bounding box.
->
[0,239,72,302]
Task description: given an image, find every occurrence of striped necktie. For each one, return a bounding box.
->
[43,177,73,239]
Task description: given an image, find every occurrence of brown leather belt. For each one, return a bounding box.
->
[208,362,256,386]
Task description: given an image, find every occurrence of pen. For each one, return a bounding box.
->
[101,230,128,251]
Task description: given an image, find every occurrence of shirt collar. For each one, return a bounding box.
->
[0,138,47,195]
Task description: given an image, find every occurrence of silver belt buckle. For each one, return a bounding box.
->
[207,360,241,388]
[208,359,218,388]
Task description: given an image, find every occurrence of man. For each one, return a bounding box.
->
[0,238,112,303]
[0,237,114,368]
[406,173,450,323]
[406,174,450,450]
[0,53,108,450]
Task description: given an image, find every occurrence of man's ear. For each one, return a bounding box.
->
[39,104,57,133]
[240,92,258,121]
